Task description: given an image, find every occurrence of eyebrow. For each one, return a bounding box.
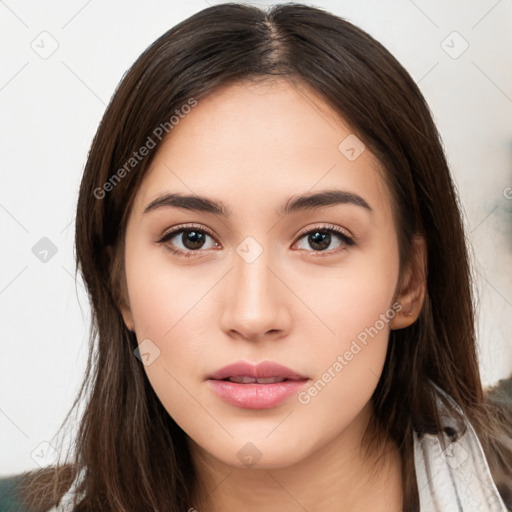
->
[143,189,374,217]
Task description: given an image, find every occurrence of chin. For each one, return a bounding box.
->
[207,436,312,470]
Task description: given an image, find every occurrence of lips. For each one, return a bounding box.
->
[207,361,310,409]
[207,360,309,382]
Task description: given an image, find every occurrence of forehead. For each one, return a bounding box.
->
[131,78,393,223]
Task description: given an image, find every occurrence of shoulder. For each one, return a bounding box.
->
[414,381,512,511]
[0,474,34,512]
[0,466,83,512]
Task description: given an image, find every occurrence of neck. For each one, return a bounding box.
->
[188,402,403,512]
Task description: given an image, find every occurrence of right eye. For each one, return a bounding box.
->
[157,224,221,258]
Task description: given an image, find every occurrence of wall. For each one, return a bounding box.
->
[1,0,511,476]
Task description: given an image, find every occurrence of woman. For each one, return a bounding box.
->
[3,3,512,511]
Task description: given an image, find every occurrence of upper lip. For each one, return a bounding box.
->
[208,360,309,381]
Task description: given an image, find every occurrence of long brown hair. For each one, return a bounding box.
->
[19,3,512,511]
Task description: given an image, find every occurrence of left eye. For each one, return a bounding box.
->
[294,225,355,254]
[157,224,355,258]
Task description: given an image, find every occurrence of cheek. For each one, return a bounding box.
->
[126,277,214,439]
[292,231,399,413]
[293,227,400,347]
[124,231,208,339]
[292,302,397,452]
[123,241,219,427]
[125,264,211,368]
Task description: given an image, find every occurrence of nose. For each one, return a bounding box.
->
[219,243,292,342]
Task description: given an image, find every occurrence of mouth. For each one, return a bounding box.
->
[206,361,310,409]
[216,376,305,384]
[207,360,309,382]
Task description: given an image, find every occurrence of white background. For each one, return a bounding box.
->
[1,0,511,476]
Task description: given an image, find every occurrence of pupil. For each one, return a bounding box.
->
[310,231,330,251]
[183,230,205,249]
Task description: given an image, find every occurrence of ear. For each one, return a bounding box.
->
[390,235,427,330]
[120,298,135,332]
[105,244,135,332]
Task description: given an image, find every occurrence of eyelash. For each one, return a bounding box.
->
[156,223,356,259]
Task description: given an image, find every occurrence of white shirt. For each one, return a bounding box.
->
[50,382,509,512]
[414,382,508,511]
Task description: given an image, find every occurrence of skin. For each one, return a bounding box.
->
[119,77,426,512]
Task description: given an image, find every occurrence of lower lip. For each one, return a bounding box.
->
[207,379,309,409]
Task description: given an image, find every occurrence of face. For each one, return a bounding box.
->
[119,77,418,471]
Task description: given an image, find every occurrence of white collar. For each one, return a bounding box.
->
[414,381,508,511]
